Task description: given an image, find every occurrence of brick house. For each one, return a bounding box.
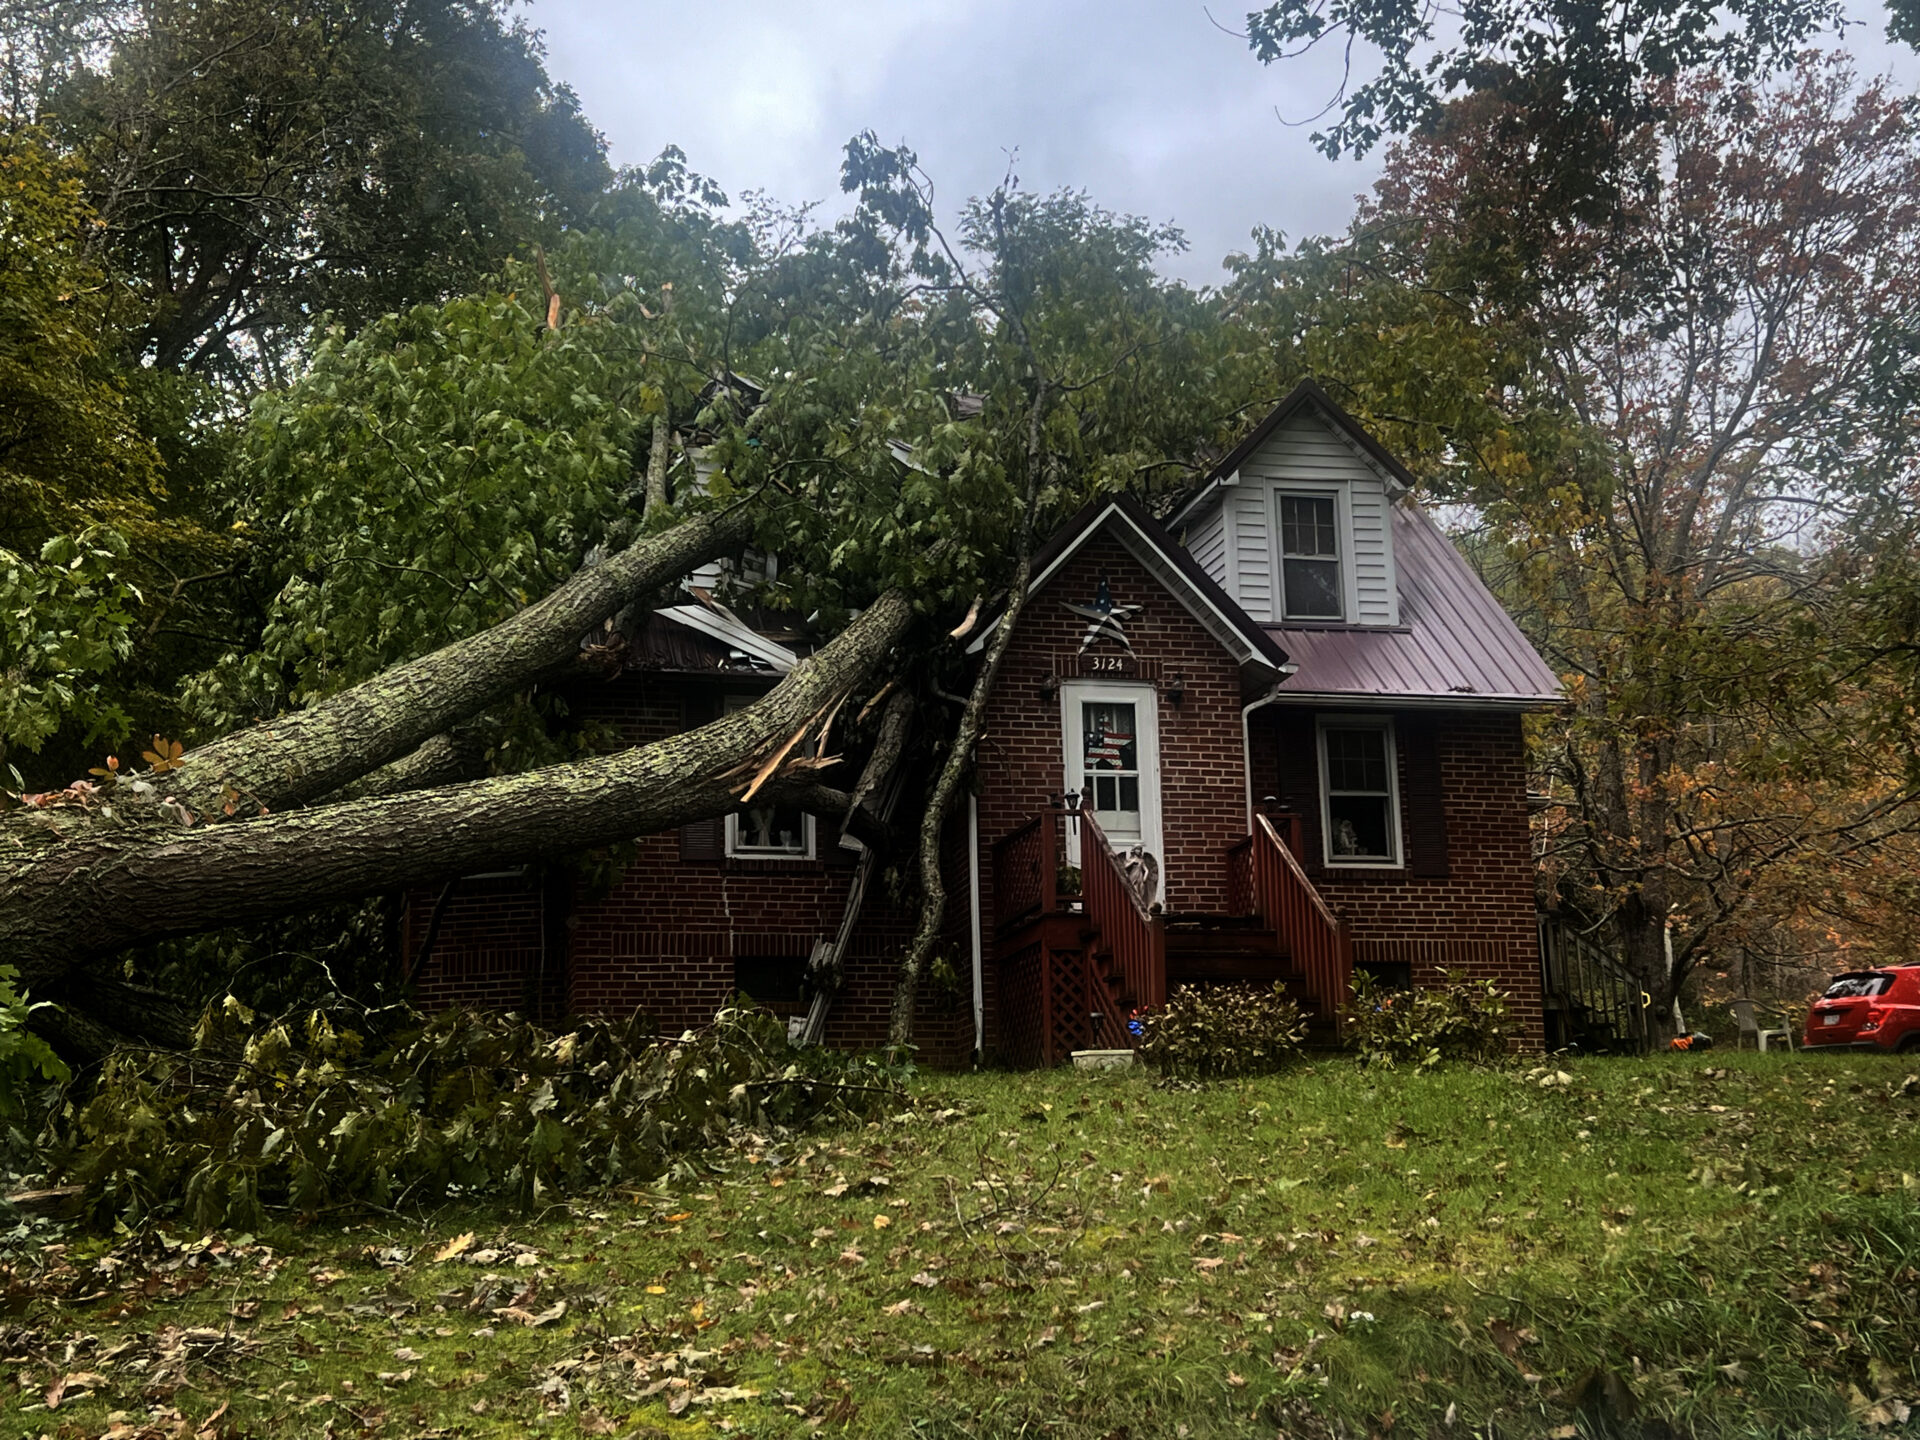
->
[406,381,1562,1063]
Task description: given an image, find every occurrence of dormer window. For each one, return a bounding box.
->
[1279,493,1342,620]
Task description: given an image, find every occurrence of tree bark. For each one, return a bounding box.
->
[645,412,672,516]
[156,504,757,817]
[329,724,494,802]
[847,688,914,839]
[2,589,913,987]
[887,563,1030,1048]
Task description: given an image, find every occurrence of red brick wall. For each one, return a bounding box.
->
[975,530,1251,919]
[403,670,976,1066]
[407,876,560,1019]
[1249,706,1544,1045]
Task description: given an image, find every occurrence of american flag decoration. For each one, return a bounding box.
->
[1064,575,1142,656]
[1084,718,1132,768]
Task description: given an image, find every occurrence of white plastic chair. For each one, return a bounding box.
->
[1731,998,1794,1051]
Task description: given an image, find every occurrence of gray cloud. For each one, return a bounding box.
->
[533,1,1920,287]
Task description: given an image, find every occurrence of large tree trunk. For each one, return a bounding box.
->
[156,503,756,817]
[2,589,913,992]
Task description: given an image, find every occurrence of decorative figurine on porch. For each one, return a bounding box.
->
[1121,844,1160,911]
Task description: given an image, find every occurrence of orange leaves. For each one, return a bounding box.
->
[141,735,185,772]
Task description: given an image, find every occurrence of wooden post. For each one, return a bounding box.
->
[1040,808,1058,915]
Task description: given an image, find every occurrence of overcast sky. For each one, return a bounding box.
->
[532,1,1920,289]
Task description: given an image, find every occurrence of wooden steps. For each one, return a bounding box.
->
[1163,912,1295,987]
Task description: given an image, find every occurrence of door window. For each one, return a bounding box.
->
[1080,701,1142,844]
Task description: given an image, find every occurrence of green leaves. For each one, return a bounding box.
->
[55,1001,904,1230]
[0,529,136,764]
[1344,970,1514,1069]
[1137,984,1309,1080]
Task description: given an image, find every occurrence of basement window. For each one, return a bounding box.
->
[1318,717,1401,867]
[734,954,808,1003]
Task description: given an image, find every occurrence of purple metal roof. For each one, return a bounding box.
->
[1268,505,1562,707]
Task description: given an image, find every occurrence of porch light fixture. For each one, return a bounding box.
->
[1164,672,1186,707]
[1038,670,1060,702]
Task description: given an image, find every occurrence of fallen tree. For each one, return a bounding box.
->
[2,492,916,1051]
[2,150,1241,1058]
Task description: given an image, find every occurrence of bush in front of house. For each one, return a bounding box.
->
[1345,968,1513,1068]
[1136,983,1308,1080]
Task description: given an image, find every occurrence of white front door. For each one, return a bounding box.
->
[1060,681,1164,893]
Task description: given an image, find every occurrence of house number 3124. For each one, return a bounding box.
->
[1089,656,1129,673]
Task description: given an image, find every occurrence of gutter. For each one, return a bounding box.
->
[969,792,985,1063]
[1241,668,1298,832]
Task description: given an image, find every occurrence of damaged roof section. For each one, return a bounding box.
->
[582,601,799,677]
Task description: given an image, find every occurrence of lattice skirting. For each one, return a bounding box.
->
[999,941,1047,1068]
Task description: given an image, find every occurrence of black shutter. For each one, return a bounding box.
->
[1276,711,1325,873]
[1401,715,1450,878]
[679,688,725,862]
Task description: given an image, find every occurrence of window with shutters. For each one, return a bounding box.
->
[1277,491,1343,620]
[1316,717,1401,867]
[724,694,814,859]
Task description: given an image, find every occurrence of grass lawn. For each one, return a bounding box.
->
[4,1049,1919,1439]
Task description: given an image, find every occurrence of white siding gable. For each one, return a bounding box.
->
[1190,407,1399,626]
[1185,502,1228,588]
[1228,485,1273,620]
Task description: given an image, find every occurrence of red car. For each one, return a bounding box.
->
[1804,965,1920,1052]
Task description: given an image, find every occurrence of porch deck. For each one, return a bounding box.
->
[990,802,1353,1067]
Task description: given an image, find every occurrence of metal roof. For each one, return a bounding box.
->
[592,605,797,676]
[1267,505,1562,708]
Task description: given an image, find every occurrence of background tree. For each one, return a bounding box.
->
[1245,58,1920,1014]
[11,0,608,380]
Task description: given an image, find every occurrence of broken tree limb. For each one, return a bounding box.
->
[156,503,758,818]
[846,687,914,840]
[644,412,672,516]
[2,589,913,987]
[887,561,1031,1047]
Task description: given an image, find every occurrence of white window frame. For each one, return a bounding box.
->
[1058,680,1165,896]
[1316,714,1402,869]
[1272,484,1353,623]
[723,694,816,860]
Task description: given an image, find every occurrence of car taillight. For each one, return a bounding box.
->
[1862,1007,1885,1032]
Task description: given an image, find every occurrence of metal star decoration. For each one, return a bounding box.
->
[1064,575,1142,656]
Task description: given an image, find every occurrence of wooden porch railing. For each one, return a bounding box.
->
[1248,813,1353,1031]
[1079,809,1167,1012]
[991,810,1058,934]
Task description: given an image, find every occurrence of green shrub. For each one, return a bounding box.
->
[52,999,903,1230]
[1344,968,1512,1068]
[0,964,70,1131]
[1136,983,1307,1080]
